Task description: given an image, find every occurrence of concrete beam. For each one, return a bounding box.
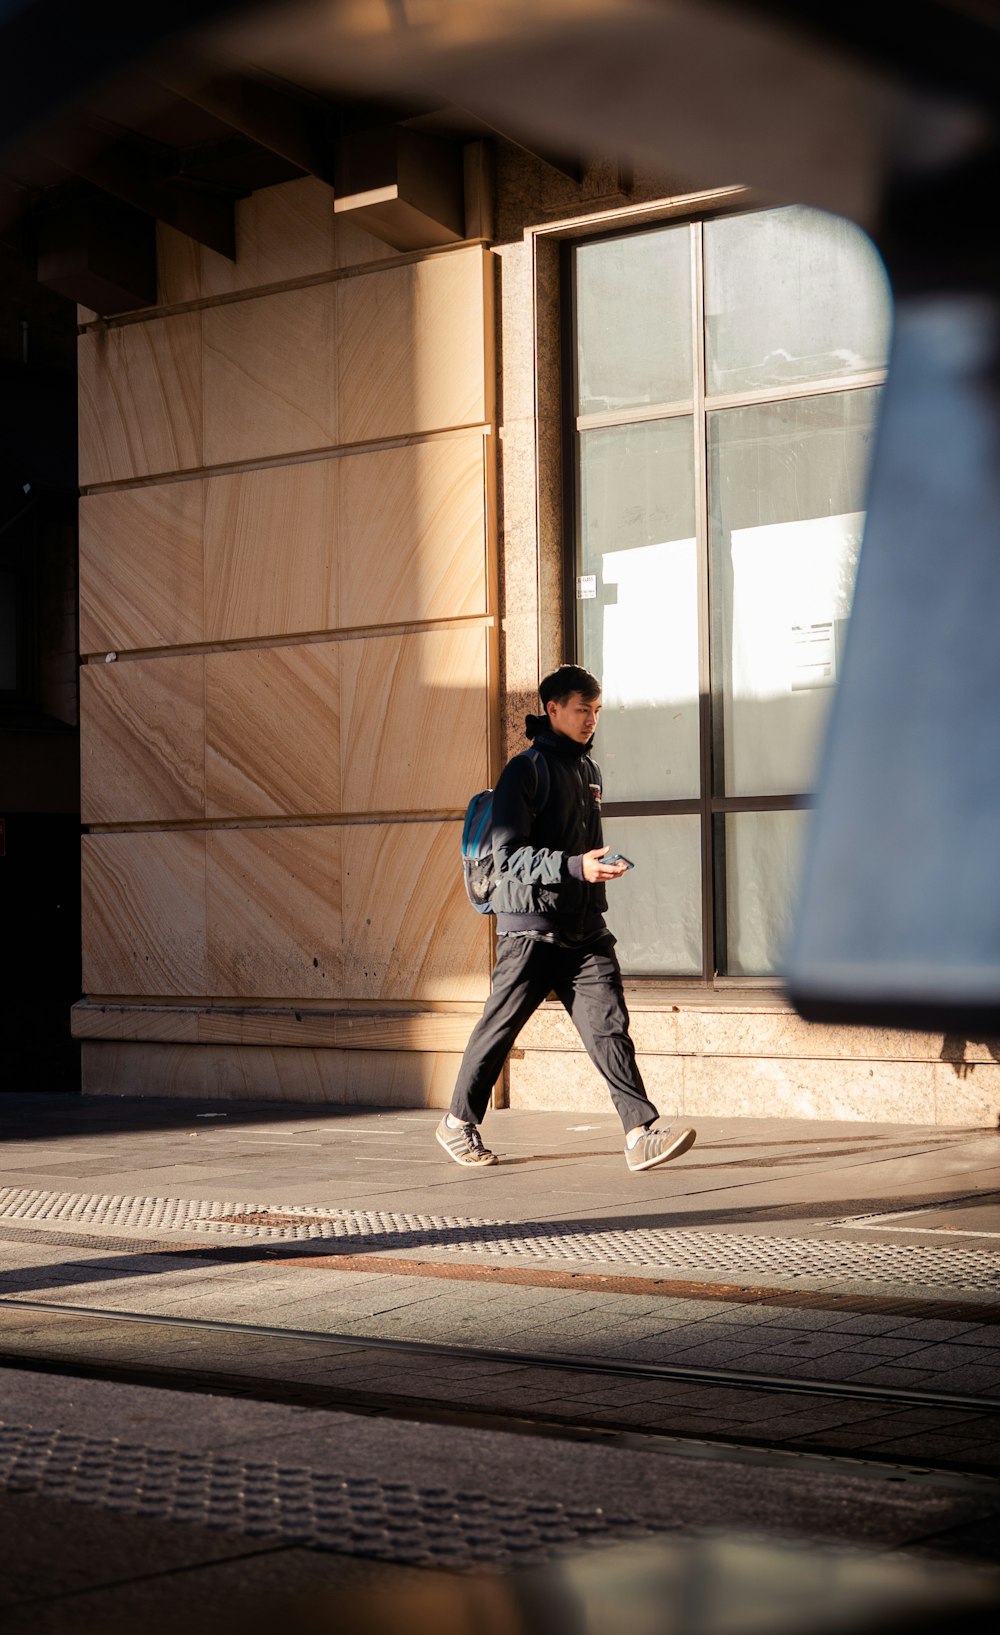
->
[334,125,465,251]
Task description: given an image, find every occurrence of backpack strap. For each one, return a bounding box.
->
[518,746,550,819]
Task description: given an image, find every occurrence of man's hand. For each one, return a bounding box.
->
[581,846,630,883]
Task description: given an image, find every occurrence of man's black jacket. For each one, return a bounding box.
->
[490,714,607,941]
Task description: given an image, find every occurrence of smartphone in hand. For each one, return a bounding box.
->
[604,852,634,869]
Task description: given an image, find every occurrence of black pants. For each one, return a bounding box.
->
[450,934,659,1133]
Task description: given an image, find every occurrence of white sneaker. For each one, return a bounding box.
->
[626,1125,696,1172]
[435,1116,498,1167]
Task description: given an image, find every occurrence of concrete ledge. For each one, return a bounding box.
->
[72,1001,477,1053]
[81,1040,460,1105]
[74,997,1000,1125]
[508,1045,1000,1127]
[513,1000,1000,1123]
[520,998,1000,1065]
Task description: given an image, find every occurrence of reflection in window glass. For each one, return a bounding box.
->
[576,226,693,415]
[602,815,702,975]
[572,205,892,978]
[704,206,892,395]
[724,810,809,976]
[580,420,699,800]
[709,390,880,797]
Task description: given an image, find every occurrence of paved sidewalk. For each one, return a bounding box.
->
[1,1095,999,1630]
[2,1096,998,1456]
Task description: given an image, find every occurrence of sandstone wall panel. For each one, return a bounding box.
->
[339,626,488,814]
[80,482,205,653]
[341,821,490,1001]
[79,313,202,484]
[205,643,340,818]
[82,832,208,997]
[81,655,205,824]
[205,826,342,1000]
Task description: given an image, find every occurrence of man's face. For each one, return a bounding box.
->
[546,691,601,743]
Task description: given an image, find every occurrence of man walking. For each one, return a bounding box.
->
[436,664,696,1172]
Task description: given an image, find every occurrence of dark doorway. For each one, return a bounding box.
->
[0,217,81,1093]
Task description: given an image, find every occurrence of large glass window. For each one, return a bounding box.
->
[571,205,891,978]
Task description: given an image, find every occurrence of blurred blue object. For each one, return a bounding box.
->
[787,291,1000,1031]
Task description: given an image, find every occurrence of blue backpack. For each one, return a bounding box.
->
[461,748,551,914]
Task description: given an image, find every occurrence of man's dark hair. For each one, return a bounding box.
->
[539,664,601,708]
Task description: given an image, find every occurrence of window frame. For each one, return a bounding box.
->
[561,207,888,984]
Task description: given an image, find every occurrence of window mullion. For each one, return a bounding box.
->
[564,243,584,663]
[691,221,716,982]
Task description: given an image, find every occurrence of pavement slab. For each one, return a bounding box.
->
[1,1092,999,1632]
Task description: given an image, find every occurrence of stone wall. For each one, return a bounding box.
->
[75,177,498,1105]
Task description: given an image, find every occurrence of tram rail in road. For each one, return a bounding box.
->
[2,1294,999,1492]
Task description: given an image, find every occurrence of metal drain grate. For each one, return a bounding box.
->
[2,1188,999,1292]
[840,1191,1000,1240]
[0,1422,645,1570]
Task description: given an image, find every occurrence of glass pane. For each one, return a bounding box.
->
[576,226,693,415]
[704,205,892,395]
[723,810,809,976]
[603,815,702,975]
[709,389,880,797]
[579,419,700,801]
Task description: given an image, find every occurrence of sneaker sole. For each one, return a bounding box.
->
[627,1127,696,1172]
[435,1126,498,1167]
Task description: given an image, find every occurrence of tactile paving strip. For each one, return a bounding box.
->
[0,1422,645,1570]
[2,1188,999,1292]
